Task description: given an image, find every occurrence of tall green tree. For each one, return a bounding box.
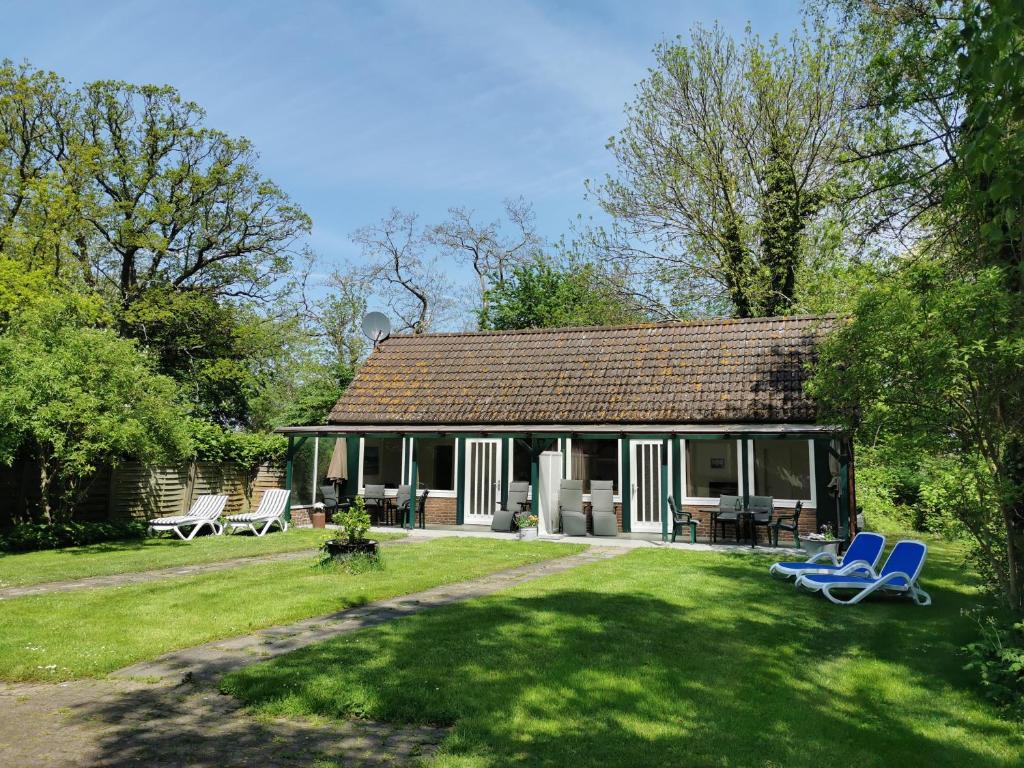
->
[479,256,644,331]
[590,21,858,318]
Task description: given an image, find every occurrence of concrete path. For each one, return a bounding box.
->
[0,544,626,767]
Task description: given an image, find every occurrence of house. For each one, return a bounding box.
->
[277,315,854,543]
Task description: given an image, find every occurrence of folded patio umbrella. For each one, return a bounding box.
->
[326,438,348,481]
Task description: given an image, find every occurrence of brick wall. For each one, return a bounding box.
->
[423,496,457,526]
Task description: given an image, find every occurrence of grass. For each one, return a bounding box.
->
[0,528,407,589]
[223,537,1024,768]
[0,538,581,681]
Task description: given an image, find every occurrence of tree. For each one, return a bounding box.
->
[590,21,858,318]
[351,209,452,334]
[0,300,191,523]
[479,255,644,331]
[427,197,541,317]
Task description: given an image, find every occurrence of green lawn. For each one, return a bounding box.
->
[0,539,581,681]
[223,538,1023,768]
[0,528,406,589]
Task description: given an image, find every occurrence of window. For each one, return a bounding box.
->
[361,438,402,488]
[570,439,618,494]
[417,438,455,491]
[511,439,532,484]
[685,439,739,498]
[752,439,812,500]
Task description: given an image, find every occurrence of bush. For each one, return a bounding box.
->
[962,610,1024,722]
[334,497,371,544]
[0,520,149,553]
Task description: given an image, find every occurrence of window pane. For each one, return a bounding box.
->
[570,439,618,494]
[416,438,455,491]
[753,440,811,499]
[512,439,532,484]
[292,438,316,505]
[362,438,402,489]
[685,440,739,498]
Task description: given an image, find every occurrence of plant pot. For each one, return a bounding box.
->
[323,539,378,558]
[517,527,538,541]
[802,538,841,559]
[310,511,327,529]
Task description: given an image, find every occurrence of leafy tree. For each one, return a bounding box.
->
[0,300,191,523]
[479,255,644,331]
[590,21,858,318]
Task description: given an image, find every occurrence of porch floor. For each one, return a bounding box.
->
[371,525,806,555]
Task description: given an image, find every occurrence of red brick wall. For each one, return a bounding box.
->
[423,496,457,526]
[290,506,312,528]
[679,504,816,545]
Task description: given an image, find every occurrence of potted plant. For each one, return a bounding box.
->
[515,512,539,540]
[310,503,327,529]
[323,497,378,558]
[802,524,842,559]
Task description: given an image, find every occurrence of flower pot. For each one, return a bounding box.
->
[323,539,378,558]
[517,527,538,541]
[310,511,327,529]
[802,538,841,559]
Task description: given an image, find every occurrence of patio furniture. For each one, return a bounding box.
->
[769,531,885,580]
[768,501,803,547]
[224,489,290,537]
[362,484,388,525]
[394,485,429,528]
[590,480,617,537]
[492,481,530,532]
[319,484,340,519]
[748,495,775,545]
[668,496,698,543]
[796,539,932,606]
[147,494,228,540]
[710,495,743,543]
[559,479,587,536]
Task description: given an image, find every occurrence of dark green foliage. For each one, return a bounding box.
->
[962,611,1024,721]
[0,520,148,553]
[479,256,643,330]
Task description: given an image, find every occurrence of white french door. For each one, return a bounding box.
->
[464,439,503,524]
[630,440,667,532]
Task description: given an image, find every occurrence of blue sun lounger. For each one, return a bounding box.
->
[796,539,932,606]
[768,531,886,580]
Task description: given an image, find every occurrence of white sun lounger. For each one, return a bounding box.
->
[147,495,228,540]
[224,489,291,537]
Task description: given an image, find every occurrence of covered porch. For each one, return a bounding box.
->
[275,423,856,545]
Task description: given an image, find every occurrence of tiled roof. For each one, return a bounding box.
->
[328,315,835,426]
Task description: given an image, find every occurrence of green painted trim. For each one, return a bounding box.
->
[838,439,851,538]
[740,437,751,507]
[407,438,418,529]
[620,437,631,533]
[813,438,833,531]
[530,438,540,519]
[283,435,295,522]
[345,437,361,496]
[501,438,511,507]
[455,438,466,525]
[660,438,670,542]
[672,437,683,506]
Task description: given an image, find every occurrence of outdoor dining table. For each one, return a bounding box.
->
[699,505,758,548]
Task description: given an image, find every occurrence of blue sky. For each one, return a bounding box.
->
[1,0,802,299]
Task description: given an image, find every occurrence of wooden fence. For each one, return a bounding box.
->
[0,460,285,525]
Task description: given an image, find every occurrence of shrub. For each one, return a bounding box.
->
[0,520,149,553]
[334,497,371,544]
[962,610,1024,722]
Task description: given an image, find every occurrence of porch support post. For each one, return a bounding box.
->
[740,437,751,508]
[837,437,851,539]
[408,436,418,529]
[530,438,540,516]
[283,434,295,522]
[660,437,670,542]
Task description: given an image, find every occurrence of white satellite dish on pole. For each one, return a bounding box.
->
[361,312,392,348]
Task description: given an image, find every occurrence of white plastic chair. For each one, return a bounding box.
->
[147,495,228,540]
[224,489,291,537]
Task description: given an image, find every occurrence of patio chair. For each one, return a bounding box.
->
[559,479,587,536]
[769,531,885,579]
[796,539,932,606]
[319,484,340,519]
[590,480,617,536]
[492,481,530,532]
[224,489,290,537]
[748,495,775,545]
[711,495,743,543]
[668,496,698,544]
[147,494,228,540]
[768,501,803,547]
[362,484,388,525]
[394,485,429,528]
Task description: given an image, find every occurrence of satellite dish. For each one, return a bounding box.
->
[361,312,392,347]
